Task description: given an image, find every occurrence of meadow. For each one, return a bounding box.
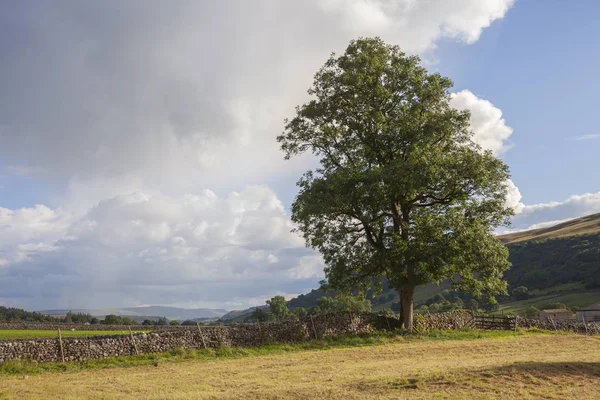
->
[0,330,598,399]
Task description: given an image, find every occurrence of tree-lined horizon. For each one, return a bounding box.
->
[278,37,514,331]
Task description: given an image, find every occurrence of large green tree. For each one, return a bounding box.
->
[278,38,513,331]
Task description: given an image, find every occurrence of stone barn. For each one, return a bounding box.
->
[539,309,572,322]
[576,302,600,323]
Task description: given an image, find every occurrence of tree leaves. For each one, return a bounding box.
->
[278,37,513,312]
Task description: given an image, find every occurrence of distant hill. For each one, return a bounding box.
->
[498,212,600,244]
[40,306,228,321]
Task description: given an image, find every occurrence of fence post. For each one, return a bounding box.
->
[385,314,392,331]
[128,326,139,355]
[549,316,557,331]
[309,314,318,340]
[197,323,207,349]
[58,328,65,363]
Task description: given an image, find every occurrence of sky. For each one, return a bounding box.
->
[1,0,599,311]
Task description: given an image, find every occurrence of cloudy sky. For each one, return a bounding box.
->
[1,1,599,311]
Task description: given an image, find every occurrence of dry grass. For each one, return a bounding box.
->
[1,334,599,399]
[498,212,600,244]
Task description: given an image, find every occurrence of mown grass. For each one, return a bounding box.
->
[0,329,142,340]
[1,330,598,400]
[0,328,558,376]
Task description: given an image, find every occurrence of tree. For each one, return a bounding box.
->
[103,314,121,325]
[293,307,308,318]
[467,299,479,312]
[511,286,529,300]
[169,320,180,326]
[156,317,169,326]
[266,296,289,321]
[142,319,156,326]
[543,302,567,310]
[251,308,270,323]
[278,37,513,331]
[525,306,540,318]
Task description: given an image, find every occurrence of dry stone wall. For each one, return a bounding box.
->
[517,317,600,334]
[0,313,396,364]
[5,311,595,364]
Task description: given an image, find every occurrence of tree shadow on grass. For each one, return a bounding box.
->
[481,362,600,380]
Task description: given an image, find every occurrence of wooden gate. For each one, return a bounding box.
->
[473,314,517,331]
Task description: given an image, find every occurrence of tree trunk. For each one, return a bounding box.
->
[400,286,414,332]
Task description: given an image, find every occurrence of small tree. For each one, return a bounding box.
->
[169,320,180,326]
[543,302,567,310]
[467,299,479,312]
[156,317,169,326]
[278,37,513,331]
[293,307,308,318]
[251,308,269,323]
[525,306,540,318]
[512,286,529,300]
[267,296,289,321]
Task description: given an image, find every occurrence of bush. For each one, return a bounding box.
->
[524,306,540,318]
[543,302,567,310]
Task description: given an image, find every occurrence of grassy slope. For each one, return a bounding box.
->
[496,291,600,315]
[498,212,600,244]
[1,331,598,399]
[0,330,144,340]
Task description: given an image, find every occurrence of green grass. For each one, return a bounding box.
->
[496,291,600,315]
[0,330,144,340]
[0,328,556,376]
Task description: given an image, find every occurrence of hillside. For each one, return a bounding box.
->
[498,212,600,244]
[40,306,228,321]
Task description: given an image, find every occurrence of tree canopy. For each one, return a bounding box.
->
[267,295,289,321]
[278,37,513,331]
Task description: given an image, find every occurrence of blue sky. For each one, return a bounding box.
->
[1,0,599,310]
[436,0,600,205]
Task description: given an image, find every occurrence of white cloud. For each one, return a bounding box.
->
[0,1,514,206]
[0,0,516,309]
[571,134,600,141]
[510,191,600,230]
[450,90,514,156]
[0,186,325,310]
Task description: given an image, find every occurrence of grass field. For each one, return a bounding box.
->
[0,330,142,340]
[0,330,598,399]
[496,291,600,315]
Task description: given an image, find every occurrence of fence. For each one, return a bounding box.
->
[473,314,517,331]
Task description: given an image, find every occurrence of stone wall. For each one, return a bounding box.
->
[517,317,600,334]
[0,313,397,364]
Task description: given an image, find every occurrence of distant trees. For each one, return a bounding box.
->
[313,296,371,314]
[182,320,197,326]
[156,317,169,326]
[251,308,270,323]
[543,302,567,310]
[0,306,59,322]
[511,286,529,300]
[267,296,289,321]
[293,307,307,318]
[102,314,138,325]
